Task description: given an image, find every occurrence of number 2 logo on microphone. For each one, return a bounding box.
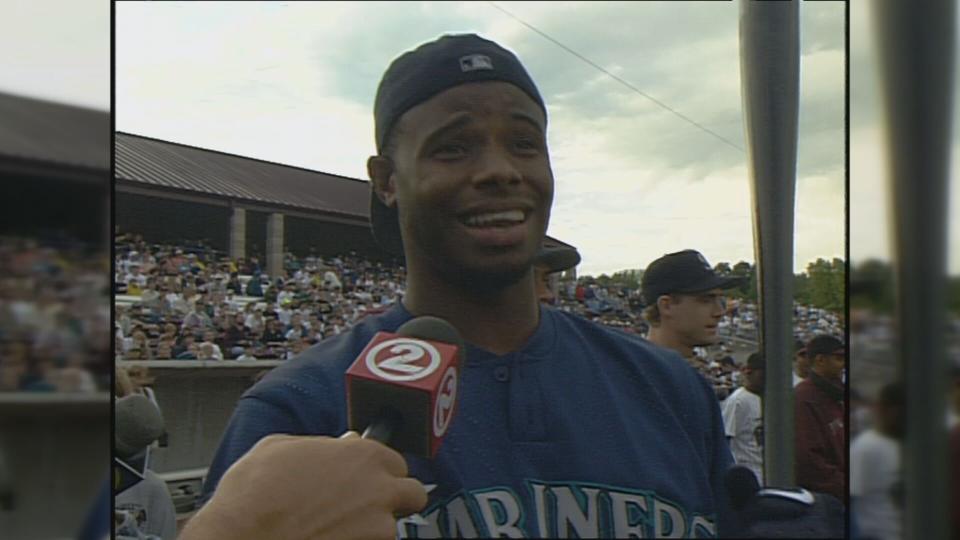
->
[365,338,442,381]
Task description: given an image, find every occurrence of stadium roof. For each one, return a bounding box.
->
[115,132,371,219]
[0,91,109,171]
[115,131,574,251]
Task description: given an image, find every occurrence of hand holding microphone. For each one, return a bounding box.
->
[181,432,428,540]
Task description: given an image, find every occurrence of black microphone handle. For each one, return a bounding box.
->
[361,420,394,444]
[360,407,402,445]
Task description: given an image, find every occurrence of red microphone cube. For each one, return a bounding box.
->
[346,331,460,458]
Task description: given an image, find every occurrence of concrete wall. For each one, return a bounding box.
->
[120,361,282,475]
[0,394,110,540]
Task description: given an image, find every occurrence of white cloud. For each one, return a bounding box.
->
[0,0,109,109]
[116,1,845,276]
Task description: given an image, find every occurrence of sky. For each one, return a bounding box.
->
[2,1,845,276]
[850,2,960,273]
[0,0,109,110]
[111,1,846,276]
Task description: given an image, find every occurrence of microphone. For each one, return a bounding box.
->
[115,394,164,459]
[114,394,164,494]
[345,316,464,458]
[723,465,845,538]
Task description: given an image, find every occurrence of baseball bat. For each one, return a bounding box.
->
[738,0,800,487]
[873,3,955,538]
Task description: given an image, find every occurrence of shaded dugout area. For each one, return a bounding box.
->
[0,173,107,245]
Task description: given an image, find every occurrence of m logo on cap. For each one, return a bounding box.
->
[460,54,493,72]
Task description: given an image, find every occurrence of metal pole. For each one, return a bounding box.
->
[873,3,955,539]
[738,0,801,487]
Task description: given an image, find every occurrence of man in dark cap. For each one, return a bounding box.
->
[191,34,740,539]
[722,352,766,485]
[795,334,846,502]
[792,338,810,387]
[641,249,743,361]
[533,244,580,304]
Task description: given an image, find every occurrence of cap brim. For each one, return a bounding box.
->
[535,246,581,273]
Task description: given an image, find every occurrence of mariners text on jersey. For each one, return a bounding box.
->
[202,303,738,538]
[397,481,718,538]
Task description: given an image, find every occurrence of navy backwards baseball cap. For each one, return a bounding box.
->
[370,33,547,255]
[535,245,581,274]
[640,249,744,304]
[746,352,765,370]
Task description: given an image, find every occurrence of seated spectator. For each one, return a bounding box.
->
[171,334,196,359]
[235,345,257,362]
[180,302,212,335]
[262,318,285,343]
[129,330,153,360]
[124,265,147,296]
[155,340,174,360]
[222,314,246,352]
[158,323,177,344]
[20,354,56,392]
[244,306,265,335]
[200,330,224,360]
[178,346,198,360]
[245,271,264,297]
[197,342,218,361]
[224,272,241,296]
[139,281,162,310]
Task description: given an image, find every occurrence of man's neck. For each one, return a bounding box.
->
[646,327,694,359]
[402,265,540,357]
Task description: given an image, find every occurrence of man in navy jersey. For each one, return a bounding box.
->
[186,34,740,539]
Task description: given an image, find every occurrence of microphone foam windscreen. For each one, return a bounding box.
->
[115,394,164,459]
[396,316,465,353]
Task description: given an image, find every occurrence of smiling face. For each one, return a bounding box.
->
[370,81,553,290]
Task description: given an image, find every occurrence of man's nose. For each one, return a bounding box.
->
[471,148,522,188]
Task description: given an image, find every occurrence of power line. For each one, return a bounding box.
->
[487,1,745,153]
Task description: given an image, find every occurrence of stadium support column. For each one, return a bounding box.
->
[266,213,284,280]
[230,207,246,261]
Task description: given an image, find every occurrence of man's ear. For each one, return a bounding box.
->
[656,295,673,317]
[367,156,398,208]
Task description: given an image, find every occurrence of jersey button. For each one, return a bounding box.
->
[494,366,509,382]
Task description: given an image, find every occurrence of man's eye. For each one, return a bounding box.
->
[515,138,541,153]
[433,144,468,159]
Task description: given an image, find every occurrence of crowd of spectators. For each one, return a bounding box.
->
[114,232,405,364]
[0,234,110,392]
[549,277,843,400]
[114,232,844,402]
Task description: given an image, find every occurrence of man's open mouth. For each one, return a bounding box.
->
[461,209,527,228]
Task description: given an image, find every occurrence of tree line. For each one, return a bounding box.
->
[851,258,960,315]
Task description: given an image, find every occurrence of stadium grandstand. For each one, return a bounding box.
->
[0,91,110,539]
[114,134,843,527]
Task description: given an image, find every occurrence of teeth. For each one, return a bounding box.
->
[464,210,525,227]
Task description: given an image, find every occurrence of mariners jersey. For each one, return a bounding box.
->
[203,303,737,538]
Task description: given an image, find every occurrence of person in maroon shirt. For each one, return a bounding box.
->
[949,366,960,540]
[794,334,846,502]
